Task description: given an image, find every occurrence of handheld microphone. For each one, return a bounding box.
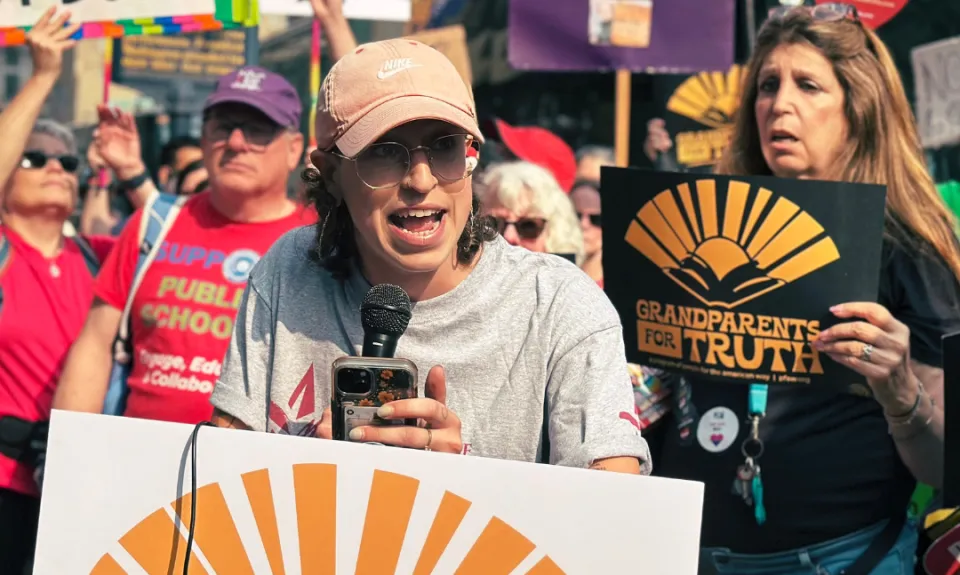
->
[360,284,412,358]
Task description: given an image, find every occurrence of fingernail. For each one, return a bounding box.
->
[830,305,840,312]
[348,428,363,441]
[377,405,394,418]
[813,340,824,350]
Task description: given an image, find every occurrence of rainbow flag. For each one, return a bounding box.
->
[0,0,258,47]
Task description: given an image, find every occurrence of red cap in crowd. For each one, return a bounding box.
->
[490,118,577,193]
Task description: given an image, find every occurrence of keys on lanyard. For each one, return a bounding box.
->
[733,384,767,525]
[733,457,756,505]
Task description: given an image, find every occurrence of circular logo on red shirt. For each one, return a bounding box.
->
[222,249,261,284]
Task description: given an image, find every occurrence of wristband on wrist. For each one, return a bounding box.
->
[117,170,150,192]
[884,383,923,422]
[886,383,936,440]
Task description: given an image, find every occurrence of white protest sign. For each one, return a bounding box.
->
[912,36,960,150]
[35,411,703,574]
[260,0,411,21]
[1,0,218,30]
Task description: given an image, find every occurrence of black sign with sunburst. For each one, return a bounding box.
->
[655,64,743,173]
[601,167,887,387]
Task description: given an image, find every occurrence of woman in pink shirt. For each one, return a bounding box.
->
[0,10,113,573]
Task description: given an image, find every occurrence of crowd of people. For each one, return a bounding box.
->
[0,0,956,574]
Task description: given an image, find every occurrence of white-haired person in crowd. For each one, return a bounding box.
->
[477,161,585,264]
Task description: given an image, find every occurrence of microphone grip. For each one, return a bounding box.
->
[361,332,398,358]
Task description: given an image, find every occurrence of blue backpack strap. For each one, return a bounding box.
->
[0,232,11,317]
[71,235,101,277]
[102,192,188,416]
[0,233,10,273]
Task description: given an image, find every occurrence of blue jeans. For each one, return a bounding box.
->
[699,519,918,575]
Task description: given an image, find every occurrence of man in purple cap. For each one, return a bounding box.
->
[54,66,318,426]
[199,66,305,207]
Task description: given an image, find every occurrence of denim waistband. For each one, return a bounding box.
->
[705,519,894,571]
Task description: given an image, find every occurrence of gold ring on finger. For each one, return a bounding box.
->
[424,428,433,451]
[860,344,874,363]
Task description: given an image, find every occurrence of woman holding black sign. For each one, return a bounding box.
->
[650,4,960,574]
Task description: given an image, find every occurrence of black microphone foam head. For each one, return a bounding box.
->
[361,284,412,336]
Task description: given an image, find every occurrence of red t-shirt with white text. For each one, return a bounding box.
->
[94,193,317,425]
[0,227,115,496]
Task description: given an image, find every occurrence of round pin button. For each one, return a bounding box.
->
[696,406,740,453]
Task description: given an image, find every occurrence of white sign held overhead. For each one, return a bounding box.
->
[260,0,412,21]
[912,36,960,150]
[1,0,218,30]
[35,410,703,574]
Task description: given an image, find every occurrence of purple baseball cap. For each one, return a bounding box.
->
[203,66,302,128]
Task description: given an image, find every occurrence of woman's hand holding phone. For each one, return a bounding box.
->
[316,409,333,439]
[321,366,463,454]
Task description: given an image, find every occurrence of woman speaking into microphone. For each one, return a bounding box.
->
[208,38,650,474]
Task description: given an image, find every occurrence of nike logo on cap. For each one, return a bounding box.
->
[377,58,422,80]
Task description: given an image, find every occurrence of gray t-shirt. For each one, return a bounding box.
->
[211,228,651,472]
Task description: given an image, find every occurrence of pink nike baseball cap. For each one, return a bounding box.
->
[315,38,485,157]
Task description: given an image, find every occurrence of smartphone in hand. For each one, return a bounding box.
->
[331,356,419,442]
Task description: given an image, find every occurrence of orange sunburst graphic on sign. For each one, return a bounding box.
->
[87,464,566,575]
[666,65,743,130]
[626,179,840,309]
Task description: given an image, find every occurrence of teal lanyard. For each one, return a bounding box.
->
[746,384,768,525]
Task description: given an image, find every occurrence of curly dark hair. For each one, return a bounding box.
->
[301,163,498,278]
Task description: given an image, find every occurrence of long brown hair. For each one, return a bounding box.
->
[716,11,960,282]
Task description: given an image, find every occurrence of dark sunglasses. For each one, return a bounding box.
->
[492,216,547,240]
[767,2,858,23]
[332,134,478,190]
[203,118,284,149]
[20,151,80,173]
[577,212,602,228]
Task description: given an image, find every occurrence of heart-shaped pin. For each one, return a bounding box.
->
[815,0,907,30]
[710,433,723,446]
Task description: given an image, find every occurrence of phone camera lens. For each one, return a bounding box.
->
[339,368,373,394]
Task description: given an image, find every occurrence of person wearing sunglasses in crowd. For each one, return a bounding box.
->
[208,38,650,476]
[647,5,960,574]
[0,10,117,573]
[569,179,604,287]
[477,161,585,264]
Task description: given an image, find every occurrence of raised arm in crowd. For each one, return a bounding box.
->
[0,11,78,194]
[0,9,117,572]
